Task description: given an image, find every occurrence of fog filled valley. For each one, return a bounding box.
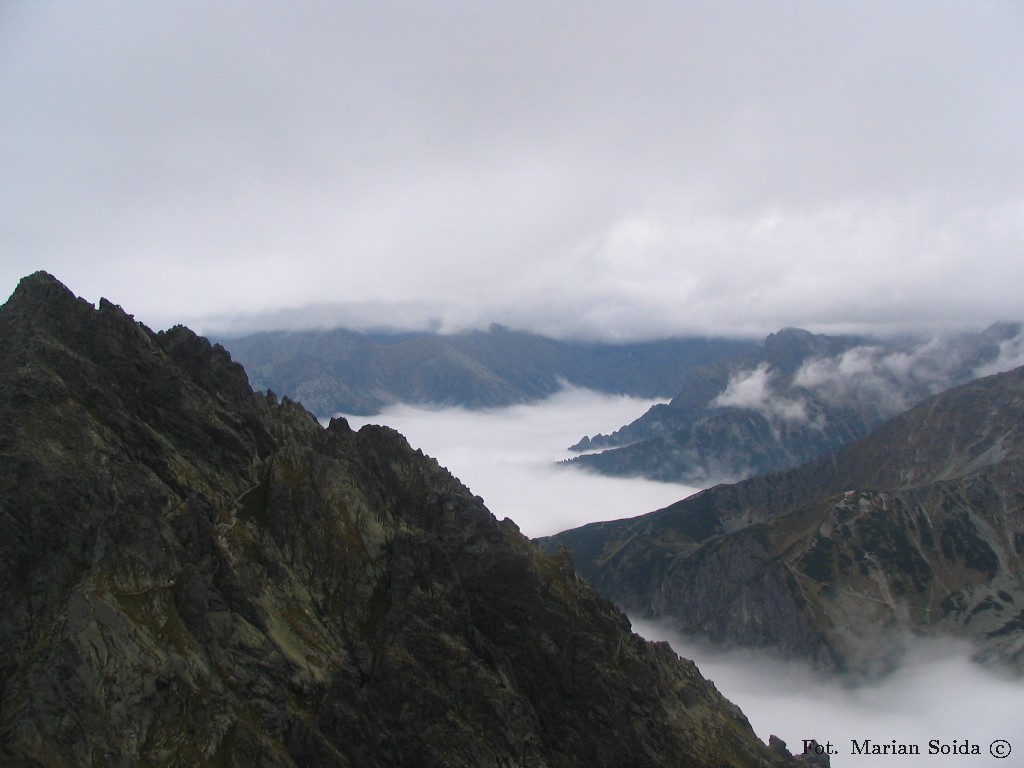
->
[341,390,1024,767]
[3,271,1024,767]
[6,3,1024,765]
[334,388,696,537]
[637,622,1023,767]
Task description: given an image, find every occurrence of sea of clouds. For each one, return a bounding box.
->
[338,386,1023,766]
[633,621,1022,767]
[337,387,694,538]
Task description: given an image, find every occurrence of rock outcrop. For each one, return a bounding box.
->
[0,272,797,767]
[544,362,1024,677]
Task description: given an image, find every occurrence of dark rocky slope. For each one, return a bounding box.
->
[544,364,1024,677]
[566,325,1022,485]
[218,325,756,416]
[0,273,799,767]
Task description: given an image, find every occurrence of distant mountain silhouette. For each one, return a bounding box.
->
[218,324,757,415]
[566,324,1023,485]
[544,361,1024,677]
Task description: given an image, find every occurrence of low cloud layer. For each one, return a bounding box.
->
[337,389,1022,766]
[974,332,1024,378]
[634,619,1023,768]
[709,326,1024,433]
[713,363,812,424]
[794,345,933,416]
[2,3,1023,340]
[335,387,693,538]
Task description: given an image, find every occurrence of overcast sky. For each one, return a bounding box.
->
[2,1,1023,340]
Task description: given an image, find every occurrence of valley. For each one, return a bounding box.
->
[3,272,1022,767]
[337,389,1024,767]
[7,4,1024,766]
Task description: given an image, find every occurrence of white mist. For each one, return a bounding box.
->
[337,389,1023,767]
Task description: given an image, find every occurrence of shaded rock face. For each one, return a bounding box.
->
[544,365,1024,678]
[0,273,797,767]
[566,325,1023,486]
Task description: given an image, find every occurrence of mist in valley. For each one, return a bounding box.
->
[339,389,1024,766]
[634,620,1022,767]
[336,387,695,537]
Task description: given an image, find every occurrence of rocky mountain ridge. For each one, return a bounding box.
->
[566,324,1023,485]
[0,272,802,767]
[218,324,757,416]
[543,362,1024,678]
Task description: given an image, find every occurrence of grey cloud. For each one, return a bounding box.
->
[336,386,691,538]
[2,2,1023,338]
[974,331,1024,378]
[792,327,1024,418]
[633,618,1024,768]
[792,345,937,418]
[698,326,1024,450]
[712,363,813,426]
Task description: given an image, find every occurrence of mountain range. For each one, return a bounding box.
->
[217,325,757,416]
[565,324,1024,485]
[543,360,1024,678]
[0,273,806,767]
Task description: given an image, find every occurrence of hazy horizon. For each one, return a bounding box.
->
[3,3,1023,340]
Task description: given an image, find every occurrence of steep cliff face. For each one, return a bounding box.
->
[566,325,1022,485]
[0,273,798,767]
[544,365,1024,677]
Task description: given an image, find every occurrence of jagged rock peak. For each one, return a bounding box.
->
[0,273,800,767]
[764,326,815,342]
[760,326,864,365]
[7,268,78,299]
[3,270,138,325]
[2,269,93,320]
